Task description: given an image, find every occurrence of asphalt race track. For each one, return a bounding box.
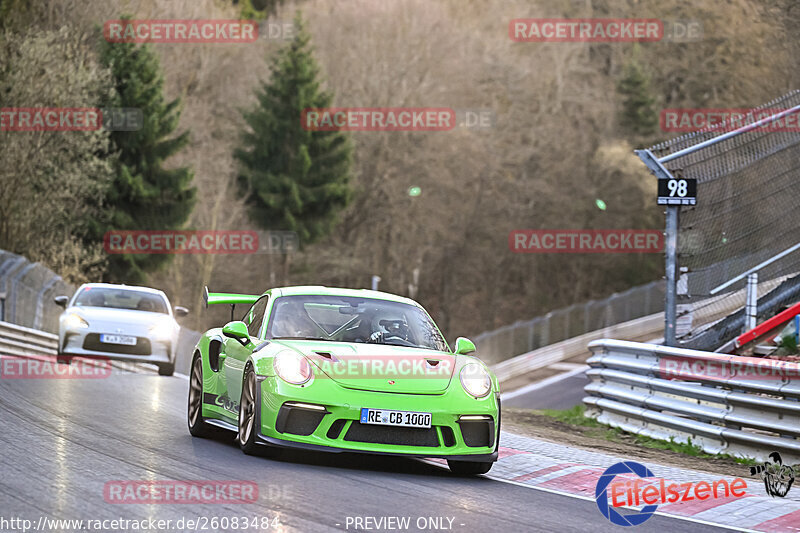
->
[0,370,732,533]
[503,371,590,410]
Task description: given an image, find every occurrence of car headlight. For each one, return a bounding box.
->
[460,363,491,398]
[274,351,312,385]
[149,322,175,342]
[63,313,89,330]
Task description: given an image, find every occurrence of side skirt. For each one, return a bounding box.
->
[206,418,238,433]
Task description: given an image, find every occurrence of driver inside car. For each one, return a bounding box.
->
[369,318,411,344]
[271,300,322,338]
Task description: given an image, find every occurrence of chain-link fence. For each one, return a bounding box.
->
[647,90,800,345]
[472,281,665,364]
[0,250,75,333]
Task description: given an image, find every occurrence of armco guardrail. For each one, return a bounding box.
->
[0,320,58,357]
[583,339,800,463]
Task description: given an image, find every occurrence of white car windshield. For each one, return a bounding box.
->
[73,287,169,314]
[266,295,448,351]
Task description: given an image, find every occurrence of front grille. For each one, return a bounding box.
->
[344,421,439,447]
[275,405,326,436]
[82,334,151,355]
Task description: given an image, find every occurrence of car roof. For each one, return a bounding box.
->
[268,286,420,307]
[78,283,167,297]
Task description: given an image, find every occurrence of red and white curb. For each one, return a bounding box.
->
[426,432,800,532]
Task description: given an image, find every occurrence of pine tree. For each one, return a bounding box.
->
[617,52,658,138]
[96,26,196,283]
[235,12,352,259]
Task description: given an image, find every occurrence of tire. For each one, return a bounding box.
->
[447,460,493,476]
[188,354,213,437]
[238,365,261,455]
[56,355,72,365]
[238,365,278,457]
[158,361,175,376]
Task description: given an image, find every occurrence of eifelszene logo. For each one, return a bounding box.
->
[595,462,658,527]
[596,461,748,526]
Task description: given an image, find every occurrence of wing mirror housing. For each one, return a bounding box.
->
[454,337,476,355]
[54,295,69,307]
[174,306,189,317]
[222,320,251,346]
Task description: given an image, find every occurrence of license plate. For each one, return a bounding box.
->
[100,334,137,346]
[360,408,432,428]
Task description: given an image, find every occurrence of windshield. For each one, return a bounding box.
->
[265,295,448,351]
[73,287,169,314]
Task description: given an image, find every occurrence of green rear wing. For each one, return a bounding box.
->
[203,286,260,320]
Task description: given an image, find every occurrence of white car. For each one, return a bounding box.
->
[54,283,188,376]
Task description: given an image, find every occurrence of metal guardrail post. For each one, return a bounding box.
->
[745,273,758,332]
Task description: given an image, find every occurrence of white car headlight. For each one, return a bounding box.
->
[149,321,175,342]
[460,363,491,398]
[274,351,312,385]
[63,313,89,330]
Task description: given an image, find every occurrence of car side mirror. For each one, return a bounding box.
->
[54,295,69,307]
[454,337,476,355]
[222,321,251,345]
[174,306,189,317]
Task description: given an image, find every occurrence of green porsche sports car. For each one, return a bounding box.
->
[187,286,500,475]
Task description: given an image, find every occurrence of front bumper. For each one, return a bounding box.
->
[248,375,499,461]
[59,329,172,364]
[254,432,498,462]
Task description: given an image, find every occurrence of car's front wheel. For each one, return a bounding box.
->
[447,460,493,476]
[238,366,278,457]
[238,366,260,454]
[188,354,212,437]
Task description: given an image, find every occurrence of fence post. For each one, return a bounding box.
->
[636,149,681,347]
[745,273,758,332]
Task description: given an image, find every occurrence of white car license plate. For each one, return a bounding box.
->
[100,334,137,346]
[360,408,432,428]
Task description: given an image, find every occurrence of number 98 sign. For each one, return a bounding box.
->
[657,178,697,206]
